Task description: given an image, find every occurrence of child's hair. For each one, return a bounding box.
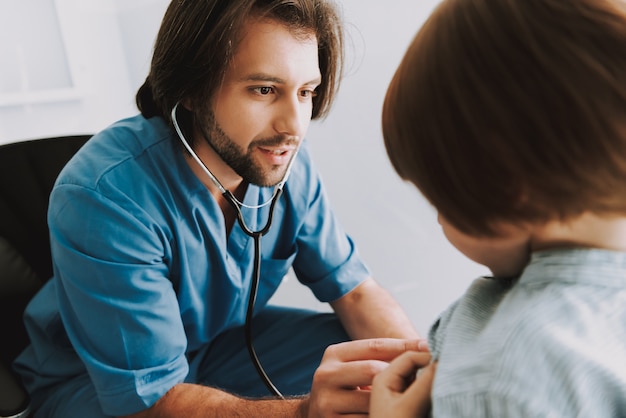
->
[382,0,626,236]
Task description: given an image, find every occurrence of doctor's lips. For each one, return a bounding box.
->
[258,146,295,156]
[257,145,297,165]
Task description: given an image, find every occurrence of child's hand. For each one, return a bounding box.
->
[370,352,437,418]
[304,339,428,418]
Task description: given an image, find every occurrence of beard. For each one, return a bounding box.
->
[195,110,296,187]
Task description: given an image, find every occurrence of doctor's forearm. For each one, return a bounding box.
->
[120,383,308,418]
[330,277,420,340]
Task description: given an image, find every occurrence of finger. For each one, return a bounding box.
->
[378,351,432,392]
[317,359,391,388]
[404,361,438,416]
[323,338,426,363]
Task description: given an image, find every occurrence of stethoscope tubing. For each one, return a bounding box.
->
[171,103,288,398]
[171,103,298,209]
[238,188,285,398]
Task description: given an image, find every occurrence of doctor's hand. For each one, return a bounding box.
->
[300,338,428,418]
[370,352,436,418]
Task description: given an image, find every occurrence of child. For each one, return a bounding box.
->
[370,0,626,416]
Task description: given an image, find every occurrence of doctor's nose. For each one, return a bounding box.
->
[274,96,308,138]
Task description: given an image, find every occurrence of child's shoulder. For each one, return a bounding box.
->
[430,249,626,416]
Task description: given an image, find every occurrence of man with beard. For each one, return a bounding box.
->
[14,1,421,417]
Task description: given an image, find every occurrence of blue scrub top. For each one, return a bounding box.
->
[15,115,369,416]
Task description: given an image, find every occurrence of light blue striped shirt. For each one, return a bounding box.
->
[428,248,626,417]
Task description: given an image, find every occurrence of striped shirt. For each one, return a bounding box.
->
[428,248,626,417]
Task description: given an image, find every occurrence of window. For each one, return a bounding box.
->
[0,0,80,106]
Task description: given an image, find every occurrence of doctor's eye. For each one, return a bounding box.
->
[252,86,274,96]
[300,89,318,99]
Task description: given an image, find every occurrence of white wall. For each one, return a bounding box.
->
[0,0,169,143]
[274,1,489,334]
[0,0,488,335]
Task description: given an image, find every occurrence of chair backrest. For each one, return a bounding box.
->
[0,135,91,417]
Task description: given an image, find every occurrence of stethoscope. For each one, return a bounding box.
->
[172,103,296,398]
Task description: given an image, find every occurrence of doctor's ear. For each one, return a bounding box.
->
[181,98,193,111]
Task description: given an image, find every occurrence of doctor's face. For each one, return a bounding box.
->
[195,17,321,187]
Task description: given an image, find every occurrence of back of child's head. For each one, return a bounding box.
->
[383,0,626,236]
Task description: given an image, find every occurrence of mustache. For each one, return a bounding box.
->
[251,135,299,148]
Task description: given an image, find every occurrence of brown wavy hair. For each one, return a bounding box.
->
[136,0,344,143]
[383,0,626,236]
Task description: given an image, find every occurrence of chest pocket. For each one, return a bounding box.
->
[255,246,297,308]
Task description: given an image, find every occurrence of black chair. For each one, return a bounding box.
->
[0,135,91,418]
